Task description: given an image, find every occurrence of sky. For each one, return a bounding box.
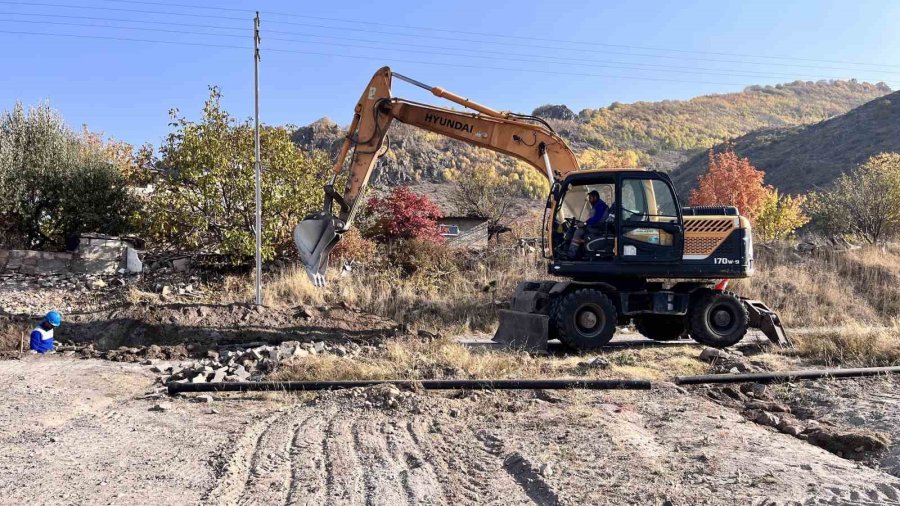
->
[1,0,899,148]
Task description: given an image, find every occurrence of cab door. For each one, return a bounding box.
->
[616,175,684,262]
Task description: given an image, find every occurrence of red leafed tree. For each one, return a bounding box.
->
[363,186,445,243]
[689,145,772,221]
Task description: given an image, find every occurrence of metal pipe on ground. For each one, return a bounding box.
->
[676,366,900,385]
[167,378,652,395]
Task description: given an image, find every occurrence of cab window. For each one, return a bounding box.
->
[621,178,678,222]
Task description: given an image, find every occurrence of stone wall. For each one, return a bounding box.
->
[0,250,73,275]
[0,234,142,276]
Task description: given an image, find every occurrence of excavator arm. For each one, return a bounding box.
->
[295,66,580,285]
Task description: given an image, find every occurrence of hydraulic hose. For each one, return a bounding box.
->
[167,378,652,395]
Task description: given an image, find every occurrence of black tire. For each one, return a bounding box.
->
[689,291,749,348]
[554,289,618,350]
[634,315,686,341]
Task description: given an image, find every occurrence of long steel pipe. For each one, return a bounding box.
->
[675,365,900,385]
[167,378,652,395]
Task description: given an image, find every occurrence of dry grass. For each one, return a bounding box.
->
[791,321,900,367]
[733,243,900,327]
[271,336,707,382]
[251,247,546,334]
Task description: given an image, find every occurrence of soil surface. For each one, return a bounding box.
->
[2,356,900,505]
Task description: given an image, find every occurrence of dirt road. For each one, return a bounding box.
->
[2,356,900,505]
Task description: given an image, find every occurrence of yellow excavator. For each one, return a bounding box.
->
[294,67,788,351]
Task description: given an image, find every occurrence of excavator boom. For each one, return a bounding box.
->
[294,66,578,284]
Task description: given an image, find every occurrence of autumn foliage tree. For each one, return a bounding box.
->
[362,186,444,243]
[754,190,809,242]
[689,146,770,221]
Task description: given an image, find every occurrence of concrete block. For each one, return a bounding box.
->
[124,247,143,273]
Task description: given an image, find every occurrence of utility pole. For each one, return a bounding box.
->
[253,11,262,305]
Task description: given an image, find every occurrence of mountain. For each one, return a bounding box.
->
[670,90,900,195]
[293,80,890,194]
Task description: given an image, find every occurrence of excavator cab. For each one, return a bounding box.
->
[549,170,685,274]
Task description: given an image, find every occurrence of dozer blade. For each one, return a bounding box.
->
[743,299,792,347]
[492,309,550,353]
[293,212,342,287]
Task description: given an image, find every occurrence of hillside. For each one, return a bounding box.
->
[671,90,900,195]
[293,80,890,193]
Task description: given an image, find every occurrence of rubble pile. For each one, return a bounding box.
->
[157,340,364,384]
[698,346,767,374]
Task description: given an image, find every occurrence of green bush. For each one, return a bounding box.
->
[806,153,900,244]
[144,87,331,260]
[0,102,137,250]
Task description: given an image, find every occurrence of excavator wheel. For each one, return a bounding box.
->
[689,291,749,348]
[633,315,686,342]
[554,288,617,350]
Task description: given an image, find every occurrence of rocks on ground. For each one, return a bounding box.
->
[702,382,892,462]
[155,339,363,384]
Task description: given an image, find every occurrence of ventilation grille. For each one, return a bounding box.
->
[684,219,734,233]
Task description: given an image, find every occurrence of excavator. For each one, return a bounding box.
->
[294,66,788,351]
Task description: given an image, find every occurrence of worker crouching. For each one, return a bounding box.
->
[30,311,62,354]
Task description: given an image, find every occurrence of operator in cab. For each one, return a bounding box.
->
[567,190,610,259]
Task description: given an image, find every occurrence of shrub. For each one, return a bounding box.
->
[754,190,809,242]
[362,186,444,243]
[805,152,900,244]
[330,228,378,266]
[144,87,330,260]
[385,239,459,278]
[0,102,138,250]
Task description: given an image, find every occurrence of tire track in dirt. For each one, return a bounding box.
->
[285,411,329,506]
[476,430,561,506]
[384,419,445,505]
[205,408,293,506]
[237,410,312,506]
[351,416,411,506]
[405,417,534,505]
[321,413,365,505]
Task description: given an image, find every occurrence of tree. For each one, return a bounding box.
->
[448,167,519,241]
[689,146,771,221]
[0,102,138,249]
[362,186,444,243]
[577,148,641,170]
[145,87,330,260]
[754,190,809,242]
[806,153,900,244]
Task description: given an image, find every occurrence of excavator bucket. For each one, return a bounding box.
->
[293,212,342,287]
[743,299,791,347]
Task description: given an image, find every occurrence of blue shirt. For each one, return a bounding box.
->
[30,326,54,354]
[585,199,610,227]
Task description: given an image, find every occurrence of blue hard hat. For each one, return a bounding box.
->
[46,311,62,327]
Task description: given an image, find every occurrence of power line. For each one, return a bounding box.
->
[0,10,245,31]
[264,34,900,81]
[92,0,900,70]
[0,1,245,21]
[0,17,246,38]
[0,28,766,86]
[3,14,894,81]
[2,1,896,76]
[259,19,900,75]
[0,27,247,50]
